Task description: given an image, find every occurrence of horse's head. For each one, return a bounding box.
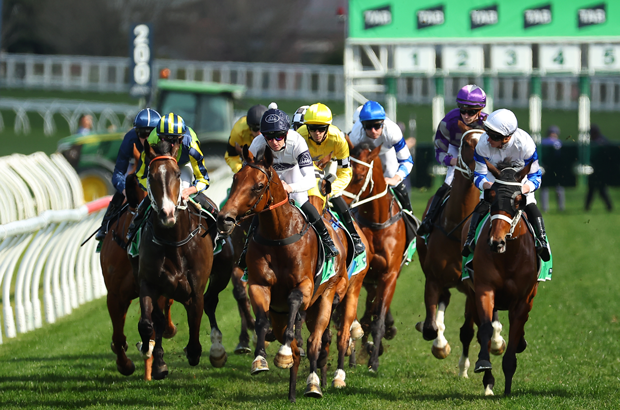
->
[144,138,182,228]
[343,136,383,206]
[485,159,531,253]
[217,144,283,236]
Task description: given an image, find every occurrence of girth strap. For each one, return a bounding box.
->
[352,208,402,230]
[253,221,311,246]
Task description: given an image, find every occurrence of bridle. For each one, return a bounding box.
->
[489,170,524,239]
[454,129,483,180]
[342,156,389,208]
[147,155,187,213]
[237,162,288,222]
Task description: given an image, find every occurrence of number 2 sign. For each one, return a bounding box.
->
[442,46,484,75]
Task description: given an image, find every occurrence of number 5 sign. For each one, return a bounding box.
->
[130,24,153,97]
[442,46,484,75]
[589,44,620,73]
[539,45,581,74]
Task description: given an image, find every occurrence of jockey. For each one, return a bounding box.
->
[237,106,340,270]
[348,100,414,214]
[291,105,309,131]
[418,84,488,235]
[225,104,268,173]
[461,108,551,262]
[94,108,161,241]
[126,113,211,243]
[297,102,365,256]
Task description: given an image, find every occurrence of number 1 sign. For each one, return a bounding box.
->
[394,46,436,75]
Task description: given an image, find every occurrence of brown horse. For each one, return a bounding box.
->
[217,145,348,402]
[342,140,407,372]
[308,155,370,388]
[464,160,539,396]
[415,128,505,374]
[132,139,215,379]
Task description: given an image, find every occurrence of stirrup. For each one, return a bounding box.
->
[324,240,339,259]
[417,217,433,236]
[461,238,474,257]
[350,233,365,256]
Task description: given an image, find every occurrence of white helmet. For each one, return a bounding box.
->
[292,105,309,131]
[483,108,518,137]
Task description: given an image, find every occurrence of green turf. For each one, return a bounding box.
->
[0,185,619,409]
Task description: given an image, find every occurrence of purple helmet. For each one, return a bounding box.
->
[456,84,486,108]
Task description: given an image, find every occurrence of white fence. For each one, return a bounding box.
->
[1,52,620,110]
[0,152,110,343]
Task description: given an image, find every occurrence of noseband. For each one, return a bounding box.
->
[342,156,389,208]
[489,174,524,239]
[147,155,187,213]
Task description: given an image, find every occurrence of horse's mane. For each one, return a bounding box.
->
[154,139,174,156]
[350,142,375,158]
[496,158,523,172]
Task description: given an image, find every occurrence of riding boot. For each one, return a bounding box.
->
[95,191,125,241]
[418,183,451,236]
[238,216,259,270]
[392,181,413,215]
[301,201,339,259]
[331,196,365,256]
[526,204,551,262]
[462,202,490,257]
[126,196,151,243]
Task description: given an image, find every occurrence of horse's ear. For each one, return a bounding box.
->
[485,159,500,179]
[368,144,382,162]
[263,146,274,167]
[516,162,532,182]
[170,139,180,159]
[144,139,156,163]
[346,134,354,151]
[242,144,254,163]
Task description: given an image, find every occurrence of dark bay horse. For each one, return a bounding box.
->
[342,141,407,372]
[217,145,348,402]
[416,128,505,374]
[464,160,539,396]
[308,156,370,389]
[131,139,218,379]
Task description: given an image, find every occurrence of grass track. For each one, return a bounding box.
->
[1,187,619,409]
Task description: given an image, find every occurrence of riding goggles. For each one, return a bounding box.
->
[161,134,182,143]
[249,124,260,132]
[307,124,329,132]
[136,127,154,139]
[459,108,480,116]
[363,121,384,130]
[484,125,507,142]
[263,131,287,141]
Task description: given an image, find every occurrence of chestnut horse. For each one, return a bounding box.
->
[217,145,348,402]
[308,155,370,389]
[464,160,540,396]
[416,128,505,374]
[131,139,218,379]
[342,141,407,372]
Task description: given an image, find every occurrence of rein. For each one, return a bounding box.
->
[147,155,188,213]
[342,158,389,208]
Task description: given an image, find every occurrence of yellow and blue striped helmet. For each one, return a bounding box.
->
[157,113,187,136]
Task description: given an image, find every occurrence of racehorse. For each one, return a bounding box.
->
[131,138,218,379]
[464,159,539,396]
[415,128,505,374]
[342,140,407,372]
[308,154,369,388]
[217,145,348,402]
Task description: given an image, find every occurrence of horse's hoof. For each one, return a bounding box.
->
[163,324,178,339]
[484,385,494,396]
[299,347,306,357]
[234,343,252,355]
[116,360,135,376]
[385,326,397,340]
[332,369,346,388]
[517,337,528,354]
[209,351,227,368]
[415,321,423,333]
[274,346,294,369]
[490,339,506,356]
[350,321,364,340]
[474,360,492,373]
[136,340,155,359]
[251,355,269,375]
[152,364,168,380]
[184,346,202,367]
[365,341,374,355]
[304,373,323,398]
[432,342,451,359]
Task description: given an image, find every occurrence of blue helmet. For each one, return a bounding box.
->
[133,108,161,129]
[260,108,290,134]
[359,101,386,122]
[157,113,187,136]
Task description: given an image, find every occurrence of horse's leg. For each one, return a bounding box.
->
[384,308,397,340]
[249,283,271,375]
[150,303,168,380]
[503,298,533,396]
[274,289,304,370]
[417,279,439,341]
[359,282,376,349]
[458,292,476,378]
[162,298,177,339]
[474,286,495,395]
[107,290,136,376]
[137,284,157,378]
[304,294,334,398]
[295,310,306,357]
[203,269,230,368]
[431,290,452,359]
[184,291,205,367]
[368,272,398,372]
[318,326,332,389]
[333,294,352,388]
[232,266,254,354]
[490,308,507,355]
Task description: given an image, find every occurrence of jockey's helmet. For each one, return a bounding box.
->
[304,103,332,126]
[359,101,386,122]
[292,105,309,131]
[157,113,187,138]
[134,108,161,130]
[483,109,518,139]
[260,108,290,134]
[456,84,486,109]
[246,105,267,131]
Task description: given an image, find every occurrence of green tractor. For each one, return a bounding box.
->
[58,79,245,201]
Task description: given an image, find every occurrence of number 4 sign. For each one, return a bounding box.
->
[539,45,581,74]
